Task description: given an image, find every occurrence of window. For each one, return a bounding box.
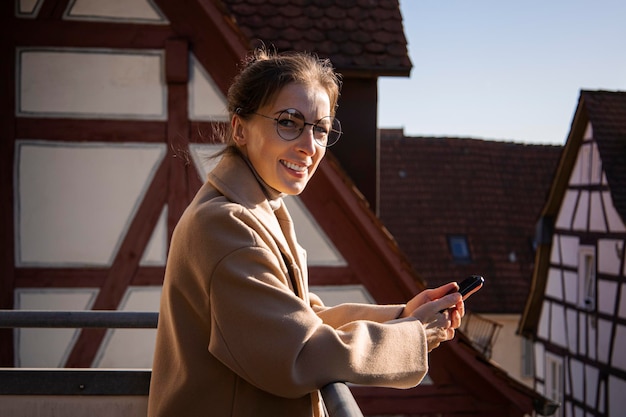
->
[545,354,563,417]
[448,235,470,262]
[521,337,534,379]
[578,246,596,310]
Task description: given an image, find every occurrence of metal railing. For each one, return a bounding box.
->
[458,310,502,359]
[0,310,363,417]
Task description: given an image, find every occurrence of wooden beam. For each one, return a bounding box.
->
[65,159,169,367]
[16,118,166,143]
[0,0,16,366]
[11,19,176,49]
[308,266,358,286]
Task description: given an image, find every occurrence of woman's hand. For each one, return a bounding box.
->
[400,283,465,351]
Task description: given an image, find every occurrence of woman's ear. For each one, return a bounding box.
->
[231,115,247,146]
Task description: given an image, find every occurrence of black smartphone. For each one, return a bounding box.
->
[439,275,484,313]
[457,275,484,298]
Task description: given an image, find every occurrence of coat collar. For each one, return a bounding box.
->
[206,151,293,259]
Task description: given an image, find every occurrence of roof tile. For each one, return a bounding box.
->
[379,131,563,314]
[220,0,411,74]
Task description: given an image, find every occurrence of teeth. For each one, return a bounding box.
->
[282,160,307,172]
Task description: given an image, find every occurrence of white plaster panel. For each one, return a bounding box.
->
[545,268,562,299]
[563,270,578,305]
[285,196,346,266]
[569,145,586,186]
[609,375,626,417]
[597,280,617,315]
[189,55,228,121]
[585,364,598,408]
[95,286,161,368]
[538,301,550,340]
[18,48,166,119]
[16,141,165,266]
[597,318,612,364]
[603,191,626,233]
[310,285,374,306]
[569,358,584,402]
[612,324,626,372]
[588,191,606,232]
[598,239,623,276]
[140,206,167,266]
[550,234,561,264]
[65,0,167,23]
[572,190,589,231]
[556,190,578,230]
[566,307,577,354]
[17,0,41,16]
[550,303,567,348]
[14,288,98,367]
[189,143,224,180]
[589,142,602,185]
[559,235,580,268]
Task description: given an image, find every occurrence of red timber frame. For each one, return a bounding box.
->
[0,0,245,367]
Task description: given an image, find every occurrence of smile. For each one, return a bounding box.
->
[281,160,308,173]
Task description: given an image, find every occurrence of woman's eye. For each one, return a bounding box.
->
[278,118,298,129]
[313,125,329,135]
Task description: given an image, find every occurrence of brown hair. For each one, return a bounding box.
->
[220,48,342,148]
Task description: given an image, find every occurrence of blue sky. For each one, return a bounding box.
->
[378,0,626,144]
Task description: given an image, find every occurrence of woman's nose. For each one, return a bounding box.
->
[297,125,317,154]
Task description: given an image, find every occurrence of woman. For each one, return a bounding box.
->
[148,49,467,417]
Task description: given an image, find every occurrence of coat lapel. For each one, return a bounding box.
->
[206,152,308,302]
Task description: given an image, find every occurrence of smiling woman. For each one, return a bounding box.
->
[147,48,467,417]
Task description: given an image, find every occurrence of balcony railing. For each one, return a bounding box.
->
[458,310,502,359]
[0,310,363,417]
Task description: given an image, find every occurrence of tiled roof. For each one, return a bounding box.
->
[582,90,626,222]
[379,130,563,314]
[220,0,412,75]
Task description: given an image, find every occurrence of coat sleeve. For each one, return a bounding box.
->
[309,292,405,328]
[207,237,429,399]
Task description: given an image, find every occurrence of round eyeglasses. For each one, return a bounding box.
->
[253,108,342,147]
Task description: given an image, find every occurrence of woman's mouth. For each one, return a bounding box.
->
[281,160,308,173]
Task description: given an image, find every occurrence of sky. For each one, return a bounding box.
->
[378,0,626,145]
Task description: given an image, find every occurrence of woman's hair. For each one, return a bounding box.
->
[220,48,342,149]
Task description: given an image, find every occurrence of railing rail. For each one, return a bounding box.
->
[0,310,364,417]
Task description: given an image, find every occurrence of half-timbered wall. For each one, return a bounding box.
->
[7,0,373,369]
[534,122,626,416]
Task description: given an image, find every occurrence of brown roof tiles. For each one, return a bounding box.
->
[379,131,563,314]
[221,0,412,74]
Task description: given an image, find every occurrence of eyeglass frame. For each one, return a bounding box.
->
[251,108,342,147]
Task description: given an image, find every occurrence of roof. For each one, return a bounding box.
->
[519,90,626,336]
[582,90,626,222]
[379,129,563,314]
[220,0,412,76]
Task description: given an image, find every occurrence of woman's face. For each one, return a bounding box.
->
[233,82,330,195]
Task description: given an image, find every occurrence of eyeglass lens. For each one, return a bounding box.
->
[276,109,342,147]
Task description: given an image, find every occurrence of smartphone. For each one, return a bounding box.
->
[439,275,484,313]
[457,275,484,298]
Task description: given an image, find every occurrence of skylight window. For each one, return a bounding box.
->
[448,235,471,262]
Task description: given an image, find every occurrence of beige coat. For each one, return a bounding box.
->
[148,152,429,417]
